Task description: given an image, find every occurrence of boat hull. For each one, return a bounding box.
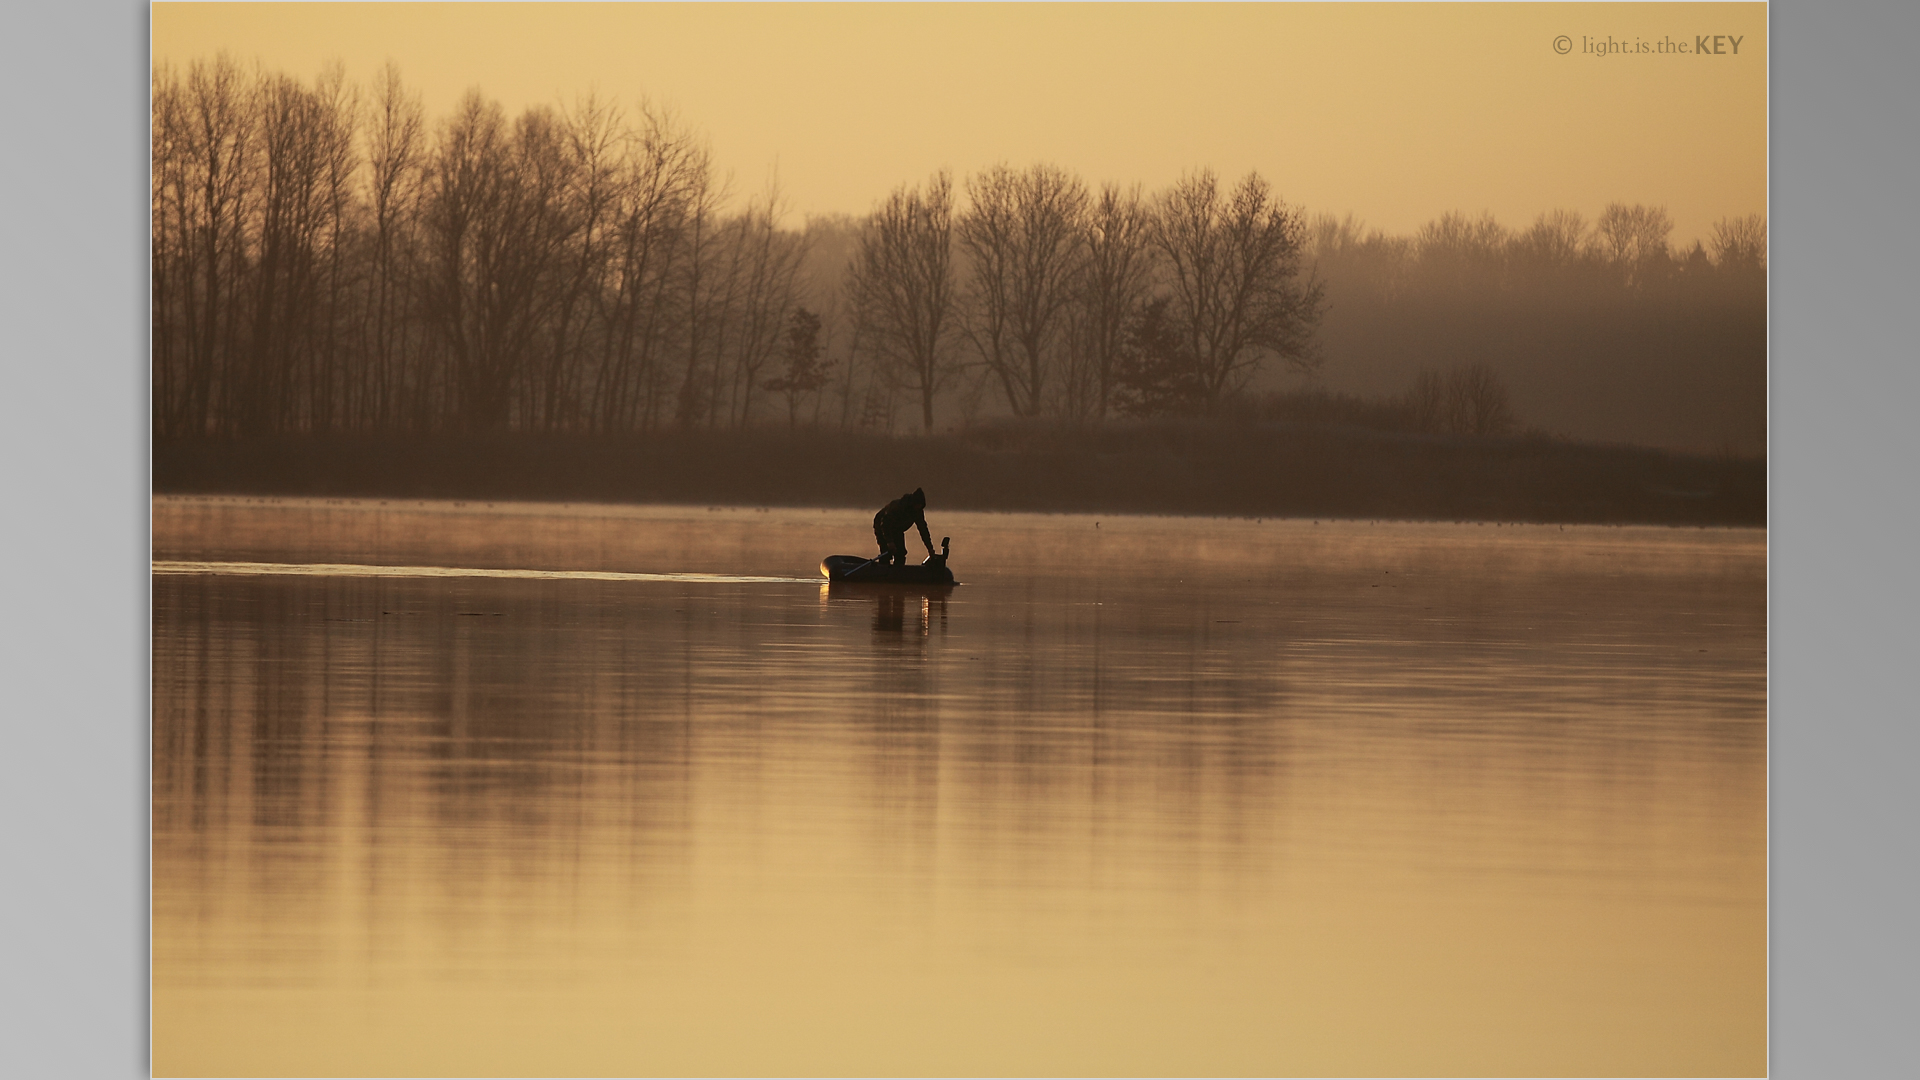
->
[820,554,957,586]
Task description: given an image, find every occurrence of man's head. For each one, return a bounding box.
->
[909,488,926,508]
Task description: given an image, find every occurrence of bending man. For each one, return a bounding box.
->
[873,487,935,566]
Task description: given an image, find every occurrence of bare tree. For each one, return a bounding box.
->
[418,90,500,427]
[1063,182,1156,420]
[793,215,862,427]
[1443,363,1516,435]
[244,67,329,433]
[1415,211,1509,289]
[716,183,810,427]
[846,171,958,432]
[1407,363,1515,435]
[514,105,591,429]
[1307,212,1410,300]
[1594,203,1673,287]
[151,62,192,434]
[1406,368,1447,433]
[1150,169,1324,412]
[1709,214,1767,272]
[956,163,1088,417]
[160,54,258,435]
[1510,209,1589,278]
[672,151,731,428]
[593,104,704,432]
[418,92,581,430]
[362,61,425,429]
[525,90,622,431]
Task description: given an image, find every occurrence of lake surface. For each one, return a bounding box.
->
[152,497,1766,1076]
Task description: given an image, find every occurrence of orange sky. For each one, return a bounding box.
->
[152,2,1767,243]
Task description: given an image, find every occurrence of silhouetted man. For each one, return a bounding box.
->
[873,488,934,566]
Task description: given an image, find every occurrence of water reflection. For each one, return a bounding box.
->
[152,499,1766,1076]
[822,581,951,638]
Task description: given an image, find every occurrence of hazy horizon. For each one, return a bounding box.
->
[149,8,1771,1071]
[152,2,1767,244]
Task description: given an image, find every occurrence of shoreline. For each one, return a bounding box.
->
[153,424,1766,528]
[149,491,1766,533]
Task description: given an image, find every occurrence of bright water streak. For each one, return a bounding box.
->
[152,497,1766,1076]
[153,559,817,585]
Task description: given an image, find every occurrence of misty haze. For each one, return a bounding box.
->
[151,7,1768,1075]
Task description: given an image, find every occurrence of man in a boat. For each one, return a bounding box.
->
[873,487,936,567]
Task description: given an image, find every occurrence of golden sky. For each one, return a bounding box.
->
[152,2,1766,242]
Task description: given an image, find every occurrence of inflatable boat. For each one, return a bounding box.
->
[820,537,957,586]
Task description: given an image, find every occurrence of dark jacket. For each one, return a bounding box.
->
[874,494,933,552]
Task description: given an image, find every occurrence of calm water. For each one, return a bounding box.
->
[152,497,1766,1076]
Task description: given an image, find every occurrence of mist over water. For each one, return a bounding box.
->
[152,498,1765,1075]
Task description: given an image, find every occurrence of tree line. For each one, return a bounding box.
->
[151,57,1329,437]
[1305,203,1764,317]
[1303,205,1765,451]
[155,57,806,436]
[153,57,1764,444]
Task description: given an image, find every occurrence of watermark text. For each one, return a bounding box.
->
[1552,34,1747,57]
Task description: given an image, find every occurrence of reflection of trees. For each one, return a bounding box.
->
[152,575,706,959]
[152,569,1300,957]
[153,519,1767,1021]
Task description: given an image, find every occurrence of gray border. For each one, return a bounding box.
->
[0,1,148,1075]
[1770,0,1920,1075]
[6,1,1919,1076]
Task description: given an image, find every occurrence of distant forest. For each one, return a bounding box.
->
[153,58,1767,453]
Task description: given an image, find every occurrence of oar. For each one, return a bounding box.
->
[843,554,886,580]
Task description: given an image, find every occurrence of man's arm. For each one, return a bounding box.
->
[916,515,934,554]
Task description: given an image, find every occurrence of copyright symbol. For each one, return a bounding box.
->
[1552,35,1573,54]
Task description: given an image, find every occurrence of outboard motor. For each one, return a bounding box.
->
[924,536,950,568]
